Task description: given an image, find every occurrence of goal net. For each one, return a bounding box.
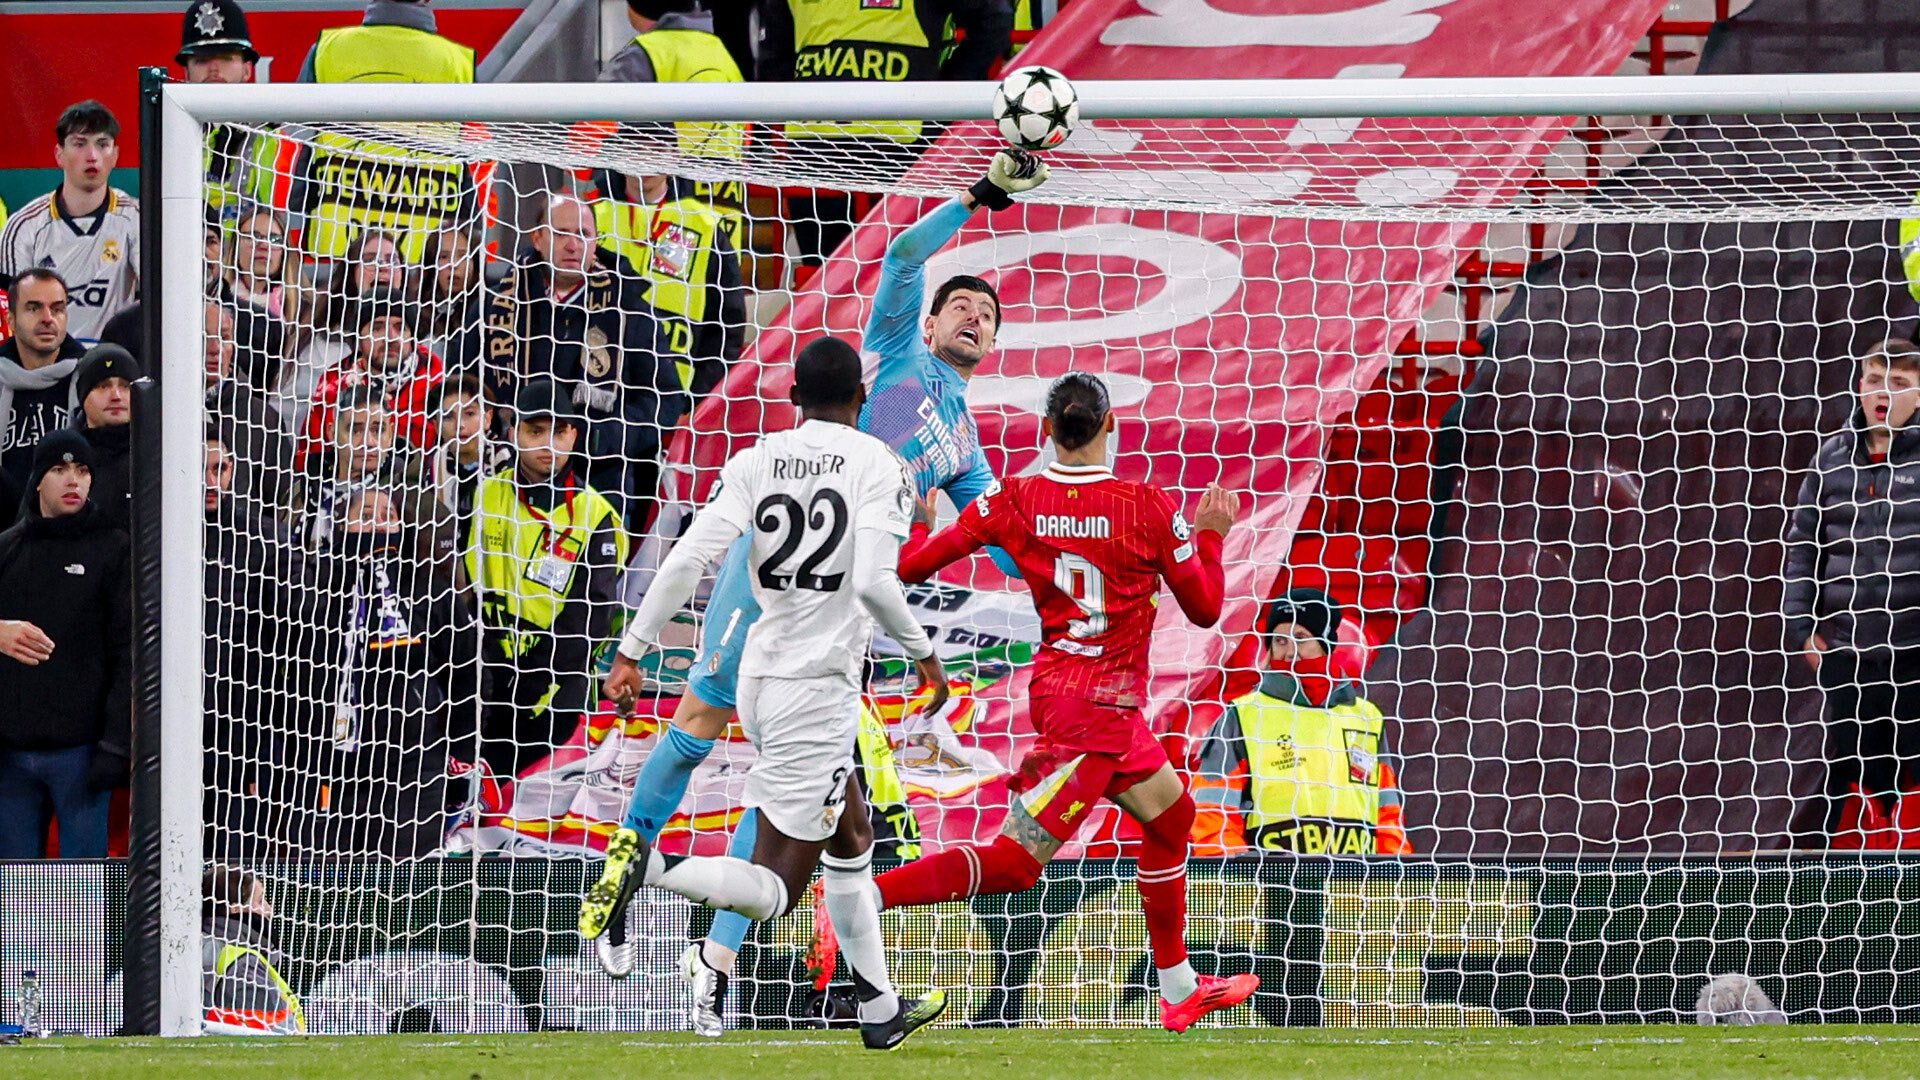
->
[159,75,1920,1035]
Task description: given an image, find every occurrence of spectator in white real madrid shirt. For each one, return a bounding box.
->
[0,102,140,345]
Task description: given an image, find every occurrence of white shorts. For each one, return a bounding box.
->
[737,674,860,843]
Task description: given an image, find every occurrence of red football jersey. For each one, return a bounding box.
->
[901,463,1224,731]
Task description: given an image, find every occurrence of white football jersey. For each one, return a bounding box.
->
[702,419,915,684]
[0,189,141,344]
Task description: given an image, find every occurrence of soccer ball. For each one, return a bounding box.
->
[993,66,1079,151]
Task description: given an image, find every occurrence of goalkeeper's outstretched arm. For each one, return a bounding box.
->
[866,151,1053,359]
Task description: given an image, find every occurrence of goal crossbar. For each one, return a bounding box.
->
[164,72,1920,124]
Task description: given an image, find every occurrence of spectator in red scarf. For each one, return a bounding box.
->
[300,288,443,469]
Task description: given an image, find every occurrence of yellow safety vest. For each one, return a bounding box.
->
[306,23,476,260]
[633,28,747,165]
[1902,193,1920,304]
[1233,688,1386,856]
[466,472,628,654]
[313,23,475,84]
[301,138,470,262]
[210,942,306,1033]
[593,195,722,388]
[787,0,938,143]
[204,126,284,213]
[627,28,747,252]
[857,698,920,858]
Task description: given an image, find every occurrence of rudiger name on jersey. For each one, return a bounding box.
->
[770,452,847,479]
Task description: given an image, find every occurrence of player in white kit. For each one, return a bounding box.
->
[589,337,950,1050]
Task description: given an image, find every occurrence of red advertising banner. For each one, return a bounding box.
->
[669,0,1670,852]
[0,2,522,169]
[671,0,1670,851]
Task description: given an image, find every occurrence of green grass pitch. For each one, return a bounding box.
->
[10,1027,1920,1080]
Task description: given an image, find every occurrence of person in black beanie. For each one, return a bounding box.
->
[0,429,131,858]
[1191,587,1415,857]
[1262,588,1342,659]
[71,343,141,530]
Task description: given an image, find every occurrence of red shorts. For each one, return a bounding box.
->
[1011,698,1170,842]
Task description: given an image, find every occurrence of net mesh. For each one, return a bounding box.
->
[278,113,1920,222]
[188,93,1920,1033]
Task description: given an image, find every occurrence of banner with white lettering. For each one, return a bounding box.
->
[665,0,1669,847]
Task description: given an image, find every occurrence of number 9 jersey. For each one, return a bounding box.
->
[699,419,917,686]
[899,462,1226,717]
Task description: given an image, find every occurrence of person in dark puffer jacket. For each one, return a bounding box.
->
[70,342,140,530]
[0,429,131,858]
[1786,337,1920,843]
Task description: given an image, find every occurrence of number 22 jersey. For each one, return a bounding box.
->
[700,419,917,685]
[898,463,1226,728]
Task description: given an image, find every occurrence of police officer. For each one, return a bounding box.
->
[292,0,478,261]
[759,0,1012,266]
[593,171,746,397]
[179,0,259,83]
[1192,589,1413,857]
[181,2,286,221]
[463,378,629,780]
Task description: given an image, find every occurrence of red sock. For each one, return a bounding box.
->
[876,834,1044,909]
[1136,791,1196,971]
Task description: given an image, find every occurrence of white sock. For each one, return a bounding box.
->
[1159,961,1199,1004]
[821,849,899,1024]
[700,939,738,976]
[654,856,789,921]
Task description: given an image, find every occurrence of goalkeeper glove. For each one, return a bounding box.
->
[969,149,1050,212]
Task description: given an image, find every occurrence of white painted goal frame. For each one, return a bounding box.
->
[151,72,1920,1035]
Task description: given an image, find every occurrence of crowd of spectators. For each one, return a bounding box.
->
[0,0,1030,862]
[10,0,1920,870]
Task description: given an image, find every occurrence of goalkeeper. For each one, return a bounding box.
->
[583,150,1049,1030]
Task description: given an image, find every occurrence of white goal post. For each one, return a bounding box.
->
[148,72,1920,1037]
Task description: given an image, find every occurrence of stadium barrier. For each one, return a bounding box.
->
[17,856,1920,1034]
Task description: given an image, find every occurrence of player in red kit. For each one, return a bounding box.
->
[863,371,1259,1031]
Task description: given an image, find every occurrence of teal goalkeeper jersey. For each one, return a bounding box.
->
[859,199,1001,508]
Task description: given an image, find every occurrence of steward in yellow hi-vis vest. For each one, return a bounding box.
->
[306,0,475,84]
[593,173,746,397]
[599,2,749,221]
[857,698,922,858]
[202,867,305,1036]
[760,0,1013,144]
[464,379,630,780]
[293,0,478,261]
[1193,589,1413,857]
